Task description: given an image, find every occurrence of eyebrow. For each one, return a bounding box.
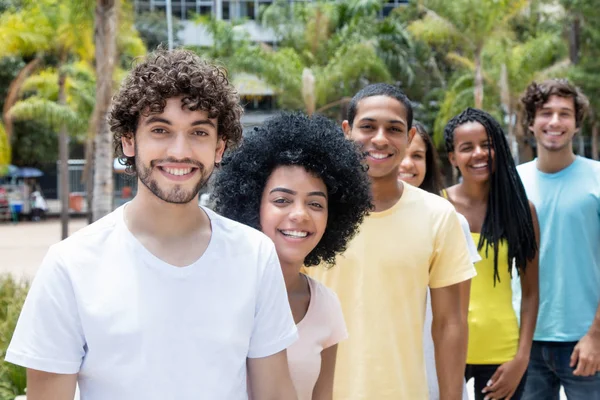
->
[144,116,216,128]
[359,117,407,127]
[269,187,327,198]
[541,106,574,112]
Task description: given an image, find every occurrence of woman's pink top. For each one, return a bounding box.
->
[287,274,348,400]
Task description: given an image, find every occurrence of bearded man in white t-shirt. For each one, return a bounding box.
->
[5,49,299,400]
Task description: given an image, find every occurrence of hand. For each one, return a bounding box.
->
[481,356,528,400]
[570,332,600,376]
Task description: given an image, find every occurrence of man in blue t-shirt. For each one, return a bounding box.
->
[518,79,600,399]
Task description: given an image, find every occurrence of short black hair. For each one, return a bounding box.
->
[212,112,372,267]
[347,83,413,130]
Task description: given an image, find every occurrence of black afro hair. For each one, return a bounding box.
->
[212,112,372,267]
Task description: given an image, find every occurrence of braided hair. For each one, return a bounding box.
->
[443,108,537,284]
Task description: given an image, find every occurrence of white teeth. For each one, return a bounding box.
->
[369,152,390,159]
[164,167,193,176]
[399,173,416,178]
[281,230,308,238]
[472,163,487,168]
[546,131,563,136]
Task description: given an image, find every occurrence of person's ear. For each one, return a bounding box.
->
[408,127,417,143]
[122,134,135,157]
[448,151,457,167]
[341,120,352,139]
[214,137,226,165]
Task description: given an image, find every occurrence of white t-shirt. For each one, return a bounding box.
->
[6,205,298,400]
[287,275,348,400]
[423,212,480,400]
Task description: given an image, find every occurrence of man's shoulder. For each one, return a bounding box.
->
[403,184,456,216]
[205,207,276,251]
[577,156,600,172]
[517,160,536,174]
[54,208,122,253]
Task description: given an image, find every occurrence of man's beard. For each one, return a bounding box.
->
[136,156,212,204]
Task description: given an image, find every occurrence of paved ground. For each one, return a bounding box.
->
[0,217,88,280]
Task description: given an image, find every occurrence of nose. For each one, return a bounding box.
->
[549,112,560,126]
[371,127,388,147]
[167,132,193,160]
[289,203,309,222]
[400,156,413,172]
[473,145,487,158]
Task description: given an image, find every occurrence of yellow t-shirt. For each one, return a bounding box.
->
[307,184,476,399]
[466,233,519,364]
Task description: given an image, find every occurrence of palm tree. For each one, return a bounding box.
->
[1,0,94,238]
[408,0,529,108]
[85,0,145,222]
[9,66,95,240]
[91,0,119,222]
[0,5,52,144]
[197,0,395,117]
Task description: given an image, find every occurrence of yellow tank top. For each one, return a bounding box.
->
[467,234,519,364]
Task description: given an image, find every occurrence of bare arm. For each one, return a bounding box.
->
[431,280,469,400]
[571,303,600,376]
[247,350,298,400]
[312,345,338,400]
[517,202,540,361]
[26,369,77,400]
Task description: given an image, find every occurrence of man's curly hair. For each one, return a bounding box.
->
[110,48,244,174]
[521,79,589,129]
[212,112,372,267]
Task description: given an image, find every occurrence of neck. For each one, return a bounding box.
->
[281,261,306,293]
[370,173,403,212]
[125,182,207,239]
[536,146,576,174]
[458,179,489,205]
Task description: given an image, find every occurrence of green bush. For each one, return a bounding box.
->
[0,275,29,400]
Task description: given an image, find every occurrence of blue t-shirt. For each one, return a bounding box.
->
[517,156,600,341]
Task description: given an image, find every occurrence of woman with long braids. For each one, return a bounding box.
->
[399,122,480,400]
[443,108,540,400]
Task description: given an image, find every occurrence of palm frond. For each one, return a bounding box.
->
[0,7,53,57]
[9,97,86,135]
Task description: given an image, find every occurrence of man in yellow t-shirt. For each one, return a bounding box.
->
[308,83,476,399]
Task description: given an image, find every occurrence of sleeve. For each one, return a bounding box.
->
[322,286,348,349]
[456,212,482,263]
[5,246,86,374]
[247,243,298,359]
[429,208,477,289]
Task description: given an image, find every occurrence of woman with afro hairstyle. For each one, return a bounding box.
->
[212,112,371,400]
[443,108,540,400]
[399,122,480,400]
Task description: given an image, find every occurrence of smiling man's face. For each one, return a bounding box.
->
[529,95,578,154]
[122,96,225,204]
[343,95,413,181]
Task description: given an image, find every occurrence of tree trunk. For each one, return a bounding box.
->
[474,46,484,109]
[2,57,41,142]
[92,0,118,222]
[499,63,518,163]
[58,62,70,239]
[569,14,581,65]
